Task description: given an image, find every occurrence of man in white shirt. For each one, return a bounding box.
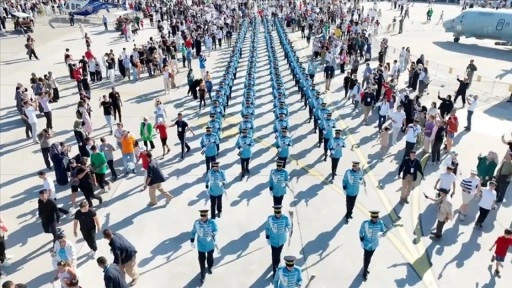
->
[434,166,457,197]
[391,60,401,80]
[389,105,406,145]
[22,100,39,144]
[402,119,420,159]
[376,98,391,132]
[475,180,497,229]
[465,95,478,131]
[38,170,70,217]
[458,170,480,221]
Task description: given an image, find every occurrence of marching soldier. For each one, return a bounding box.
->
[359,211,386,281]
[265,205,291,279]
[210,100,225,125]
[269,160,289,206]
[200,127,220,173]
[241,99,256,121]
[190,209,219,284]
[273,256,303,288]
[205,162,227,219]
[342,161,365,222]
[328,129,346,180]
[207,113,222,146]
[275,128,292,168]
[273,113,289,139]
[320,112,336,160]
[274,101,289,119]
[237,129,255,180]
[314,102,330,140]
[308,91,322,124]
[239,114,255,137]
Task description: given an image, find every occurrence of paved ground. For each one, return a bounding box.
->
[0,4,512,288]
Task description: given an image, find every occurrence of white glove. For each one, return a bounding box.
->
[191,242,196,249]
[267,239,270,245]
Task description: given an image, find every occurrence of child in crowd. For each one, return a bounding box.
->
[489,229,512,277]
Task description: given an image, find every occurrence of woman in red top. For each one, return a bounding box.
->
[489,229,512,276]
[154,118,171,156]
[445,110,459,152]
[137,146,149,190]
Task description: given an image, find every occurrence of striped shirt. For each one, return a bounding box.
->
[460,177,480,193]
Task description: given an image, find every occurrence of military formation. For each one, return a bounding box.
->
[188,13,400,285]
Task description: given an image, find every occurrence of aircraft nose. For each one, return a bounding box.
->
[442,20,451,30]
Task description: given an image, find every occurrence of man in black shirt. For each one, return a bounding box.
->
[398,150,424,204]
[170,113,195,159]
[103,229,139,286]
[99,95,114,135]
[37,189,60,244]
[145,152,173,206]
[76,158,103,208]
[226,29,232,47]
[108,87,122,122]
[74,200,100,257]
[106,53,116,83]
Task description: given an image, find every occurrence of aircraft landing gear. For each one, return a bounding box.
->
[454,37,460,43]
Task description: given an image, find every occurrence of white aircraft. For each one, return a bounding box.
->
[443,8,512,44]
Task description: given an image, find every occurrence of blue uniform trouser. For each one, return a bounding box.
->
[273,195,284,206]
[271,244,284,275]
[363,248,375,275]
[345,195,358,219]
[205,155,217,172]
[277,157,288,168]
[210,195,222,219]
[198,249,214,278]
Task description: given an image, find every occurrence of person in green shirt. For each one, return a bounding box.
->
[477,151,499,187]
[134,15,141,29]
[140,117,155,150]
[90,145,111,193]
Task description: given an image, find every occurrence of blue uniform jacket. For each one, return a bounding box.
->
[236,135,255,158]
[205,169,226,196]
[200,133,219,157]
[274,107,289,119]
[328,137,346,159]
[241,106,256,119]
[210,106,225,121]
[315,107,330,122]
[191,219,218,253]
[239,120,255,136]
[269,168,289,197]
[265,214,290,247]
[273,119,289,137]
[359,220,386,251]
[320,118,336,139]
[275,136,292,158]
[342,169,364,196]
[207,119,222,139]
[273,266,303,288]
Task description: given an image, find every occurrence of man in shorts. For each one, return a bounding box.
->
[489,229,512,277]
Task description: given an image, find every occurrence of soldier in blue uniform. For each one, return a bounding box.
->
[320,112,336,160]
[269,160,289,206]
[207,113,222,151]
[275,128,292,168]
[265,205,291,278]
[239,114,254,137]
[314,102,330,141]
[237,128,255,180]
[274,101,289,119]
[359,211,386,281]
[205,162,227,219]
[273,113,289,139]
[200,127,220,173]
[328,129,346,180]
[190,209,219,284]
[308,91,322,124]
[241,99,256,121]
[342,161,365,222]
[273,256,303,288]
[210,100,225,124]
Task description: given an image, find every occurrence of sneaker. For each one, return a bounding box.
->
[491,255,496,262]
[89,250,96,258]
[129,278,138,286]
[459,214,465,221]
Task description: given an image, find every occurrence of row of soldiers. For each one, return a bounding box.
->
[192,17,252,285]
